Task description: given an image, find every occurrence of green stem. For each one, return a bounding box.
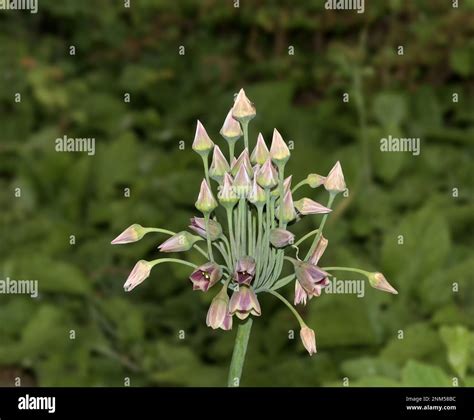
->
[204,213,214,262]
[201,154,210,185]
[226,208,237,265]
[150,258,197,269]
[305,192,336,260]
[265,289,305,327]
[242,120,249,151]
[227,318,253,387]
[277,163,285,228]
[294,229,319,247]
[322,267,370,277]
[291,179,308,195]
[228,141,236,163]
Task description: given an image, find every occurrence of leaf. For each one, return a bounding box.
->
[439,325,472,379]
[373,92,407,128]
[401,360,451,387]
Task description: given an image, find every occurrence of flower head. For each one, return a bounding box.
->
[234,257,256,285]
[220,108,243,142]
[229,286,261,320]
[192,120,214,155]
[232,88,256,122]
[269,228,295,248]
[368,272,398,295]
[158,231,201,253]
[189,217,222,241]
[250,133,270,165]
[294,198,332,215]
[300,326,317,356]
[209,145,230,183]
[189,262,222,292]
[270,129,290,166]
[195,179,218,213]
[111,224,147,244]
[123,260,152,292]
[324,161,346,194]
[206,286,233,330]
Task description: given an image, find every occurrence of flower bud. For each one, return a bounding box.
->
[269,228,295,248]
[324,161,346,194]
[283,175,292,193]
[111,224,147,244]
[367,272,398,295]
[209,145,230,183]
[231,88,256,123]
[250,133,270,165]
[220,108,242,142]
[300,326,317,356]
[189,217,222,241]
[234,257,256,285]
[192,120,214,155]
[231,149,253,178]
[123,260,152,292]
[294,198,332,215]
[206,286,232,329]
[309,235,328,265]
[278,190,297,223]
[248,178,266,207]
[229,286,261,320]
[270,129,290,166]
[233,164,252,198]
[195,179,218,214]
[218,173,239,208]
[256,157,278,189]
[158,231,202,253]
[307,173,326,188]
[190,262,222,292]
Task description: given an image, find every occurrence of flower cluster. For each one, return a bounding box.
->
[112,89,398,356]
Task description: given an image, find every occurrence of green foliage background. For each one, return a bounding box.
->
[0,0,473,387]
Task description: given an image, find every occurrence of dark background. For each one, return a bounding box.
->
[0,0,473,386]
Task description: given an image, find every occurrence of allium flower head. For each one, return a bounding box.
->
[189,262,222,292]
[158,231,201,253]
[220,108,243,142]
[189,217,222,241]
[111,224,146,244]
[123,260,152,292]
[229,286,261,320]
[270,128,290,166]
[192,120,214,155]
[206,286,232,330]
[232,88,256,122]
[234,256,256,285]
[250,133,270,165]
[300,326,317,356]
[195,179,218,214]
[294,198,332,215]
[324,161,346,194]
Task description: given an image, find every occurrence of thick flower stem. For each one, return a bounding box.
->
[204,213,215,262]
[227,318,253,387]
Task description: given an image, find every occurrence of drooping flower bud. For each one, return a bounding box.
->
[292,259,330,298]
[123,260,152,292]
[248,178,266,207]
[256,157,278,189]
[269,228,295,248]
[231,88,256,123]
[270,129,290,166]
[189,262,222,292]
[158,231,202,253]
[307,173,326,188]
[218,173,239,209]
[231,149,253,178]
[189,217,222,241]
[229,286,261,320]
[195,179,218,213]
[206,286,232,330]
[220,108,243,142]
[233,164,252,198]
[192,120,214,156]
[209,145,230,183]
[234,257,256,285]
[278,190,297,223]
[111,224,147,244]
[250,133,270,165]
[367,272,398,295]
[300,326,317,356]
[294,198,332,215]
[324,161,346,194]
[309,235,328,265]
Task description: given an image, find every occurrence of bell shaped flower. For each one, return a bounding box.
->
[229,286,261,320]
[206,286,233,330]
[234,257,256,285]
[292,259,330,300]
[189,262,222,292]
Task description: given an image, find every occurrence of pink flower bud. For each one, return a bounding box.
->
[195,179,218,214]
[232,88,256,122]
[270,129,290,165]
[300,326,317,356]
[218,173,239,208]
[123,260,152,292]
[220,108,243,142]
[248,178,266,207]
[190,262,222,292]
[189,217,222,241]
[250,133,270,165]
[192,120,214,155]
[324,161,346,193]
[229,286,261,320]
[206,286,231,329]
[269,228,295,248]
[294,198,332,215]
[233,164,252,197]
[256,157,278,189]
[231,149,253,178]
[111,224,146,244]
[278,190,297,223]
[309,236,328,265]
[209,145,230,183]
[368,272,398,295]
[158,231,201,253]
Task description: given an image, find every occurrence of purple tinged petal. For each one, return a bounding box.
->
[111,224,145,244]
[189,262,222,292]
[300,326,317,356]
[309,236,328,265]
[220,108,243,141]
[123,260,152,292]
[279,190,297,223]
[368,272,398,295]
[270,128,290,165]
[232,88,256,122]
[192,120,214,154]
[324,161,346,193]
[218,173,239,208]
[294,281,308,305]
[209,145,230,182]
[250,133,270,165]
[294,198,332,215]
[206,286,230,329]
[195,179,218,213]
[256,157,278,189]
